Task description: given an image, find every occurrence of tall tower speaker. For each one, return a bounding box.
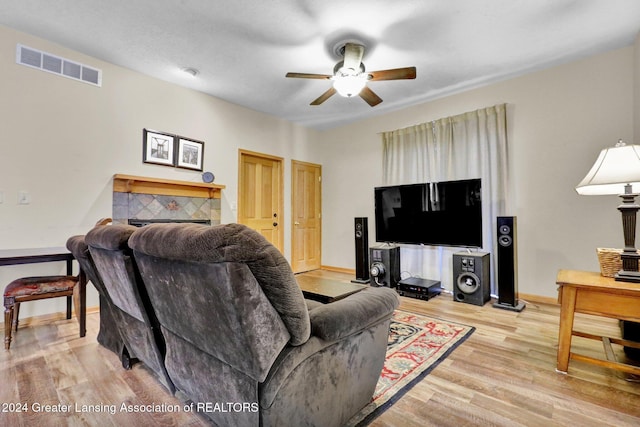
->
[453,252,491,306]
[494,216,526,312]
[352,217,370,284]
[369,246,400,288]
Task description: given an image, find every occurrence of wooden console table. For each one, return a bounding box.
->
[556,269,640,375]
[0,247,87,338]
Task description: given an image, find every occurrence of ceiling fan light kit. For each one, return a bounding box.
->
[286,42,416,107]
[332,73,368,97]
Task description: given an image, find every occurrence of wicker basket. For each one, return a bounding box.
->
[596,248,640,277]
[597,248,622,277]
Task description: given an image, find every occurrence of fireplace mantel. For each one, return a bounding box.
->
[113,174,225,199]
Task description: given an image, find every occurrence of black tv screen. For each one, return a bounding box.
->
[374,179,482,247]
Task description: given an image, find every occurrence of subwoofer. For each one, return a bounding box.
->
[494,216,525,311]
[369,246,400,288]
[352,217,370,284]
[622,321,640,360]
[453,252,490,306]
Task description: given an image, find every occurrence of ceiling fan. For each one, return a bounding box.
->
[286,42,416,107]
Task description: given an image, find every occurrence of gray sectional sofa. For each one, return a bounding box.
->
[73,222,398,426]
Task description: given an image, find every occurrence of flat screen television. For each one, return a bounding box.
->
[374,178,482,247]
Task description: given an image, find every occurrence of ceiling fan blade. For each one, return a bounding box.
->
[368,67,417,81]
[342,43,364,72]
[359,86,383,107]
[286,72,332,79]
[310,87,337,105]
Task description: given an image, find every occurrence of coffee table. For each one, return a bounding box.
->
[296,275,368,303]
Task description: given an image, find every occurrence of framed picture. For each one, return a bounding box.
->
[176,137,204,171]
[143,129,175,166]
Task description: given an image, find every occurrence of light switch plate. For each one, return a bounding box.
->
[18,191,31,205]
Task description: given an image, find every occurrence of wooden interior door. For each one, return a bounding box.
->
[238,150,284,252]
[291,160,322,273]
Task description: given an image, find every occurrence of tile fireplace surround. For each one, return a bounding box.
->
[112,174,225,225]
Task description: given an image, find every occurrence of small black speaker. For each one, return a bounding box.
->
[494,216,525,311]
[369,246,400,288]
[352,217,370,283]
[453,252,490,306]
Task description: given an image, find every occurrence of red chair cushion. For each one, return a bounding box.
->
[4,276,77,298]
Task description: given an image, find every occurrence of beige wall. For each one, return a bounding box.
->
[317,45,636,299]
[1,22,637,321]
[0,25,320,318]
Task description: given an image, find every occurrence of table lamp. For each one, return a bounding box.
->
[575,140,640,282]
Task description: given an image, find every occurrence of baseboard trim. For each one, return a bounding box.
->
[0,306,100,328]
[0,283,559,330]
[320,265,355,275]
[320,266,559,306]
[518,293,558,306]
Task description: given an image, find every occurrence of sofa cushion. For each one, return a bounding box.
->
[67,235,103,293]
[129,223,311,346]
[66,234,125,354]
[309,287,399,341]
[85,223,136,251]
[86,224,147,322]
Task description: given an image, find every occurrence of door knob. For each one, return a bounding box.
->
[294,221,300,225]
[273,222,278,227]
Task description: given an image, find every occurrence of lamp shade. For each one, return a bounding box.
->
[575,141,640,195]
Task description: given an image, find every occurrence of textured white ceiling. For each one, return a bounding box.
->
[1,0,639,130]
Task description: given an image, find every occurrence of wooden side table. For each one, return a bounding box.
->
[556,269,640,375]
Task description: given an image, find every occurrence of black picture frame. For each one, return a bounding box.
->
[143,129,176,167]
[176,136,204,171]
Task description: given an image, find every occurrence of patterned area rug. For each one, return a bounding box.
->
[347,309,475,426]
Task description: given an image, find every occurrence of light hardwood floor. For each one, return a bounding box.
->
[1,270,639,426]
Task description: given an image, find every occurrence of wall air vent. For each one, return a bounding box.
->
[16,44,102,87]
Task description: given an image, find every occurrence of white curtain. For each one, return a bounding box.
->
[380,104,508,293]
